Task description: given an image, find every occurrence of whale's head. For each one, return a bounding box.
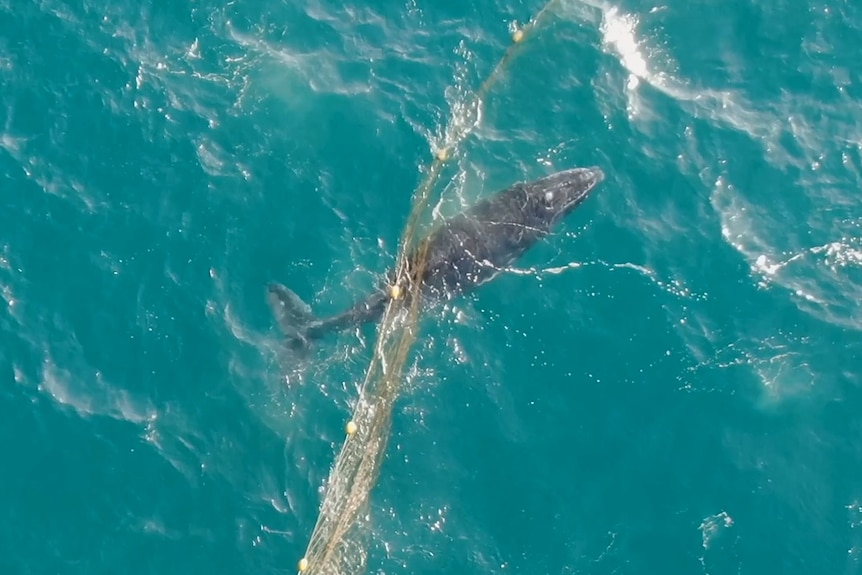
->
[524,166,604,228]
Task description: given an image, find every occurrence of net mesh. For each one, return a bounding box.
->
[297,5,560,573]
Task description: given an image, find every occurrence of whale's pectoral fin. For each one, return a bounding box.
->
[266,282,318,352]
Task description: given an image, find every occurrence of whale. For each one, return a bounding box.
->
[267,166,604,351]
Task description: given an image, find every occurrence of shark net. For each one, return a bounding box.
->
[296,3,561,574]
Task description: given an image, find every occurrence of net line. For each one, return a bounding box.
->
[296,4,561,573]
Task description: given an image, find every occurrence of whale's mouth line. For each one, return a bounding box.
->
[561,193,587,212]
[556,168,604,215]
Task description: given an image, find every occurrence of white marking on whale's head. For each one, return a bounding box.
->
[524,166,605,227]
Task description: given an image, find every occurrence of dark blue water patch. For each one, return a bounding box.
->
[379,322,699,572]
[0,390,223,574]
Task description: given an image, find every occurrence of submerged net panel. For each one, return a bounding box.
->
[296,4,561,574]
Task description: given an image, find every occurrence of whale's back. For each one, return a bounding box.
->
[417,184,548,297]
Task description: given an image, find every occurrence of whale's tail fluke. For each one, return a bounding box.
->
[266,282,390,352]
[266,282,319,353]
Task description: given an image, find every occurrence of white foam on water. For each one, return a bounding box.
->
[560,1,862,409]
[699,511,734,551]
[711,175,862,331]
[38,348,157,425]
[677,315,820,406]
[698,511,736,573]
[561,0,785,148]
[845,501,862,561]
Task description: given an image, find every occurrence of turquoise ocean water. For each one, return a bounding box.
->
[2,0,862,572]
